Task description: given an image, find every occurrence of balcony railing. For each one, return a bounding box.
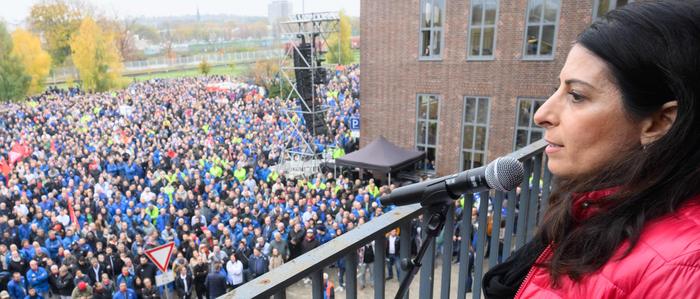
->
[224,139,551,299]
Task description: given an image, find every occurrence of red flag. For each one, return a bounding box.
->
[8,151,21,164]
[66,196,79,230]
[0,158,11,186]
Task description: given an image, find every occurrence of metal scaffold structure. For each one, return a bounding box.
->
[274,12,340,177]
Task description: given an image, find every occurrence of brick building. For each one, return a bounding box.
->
[359,0,633,176]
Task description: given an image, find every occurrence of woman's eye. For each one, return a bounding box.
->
[568,91,585,102]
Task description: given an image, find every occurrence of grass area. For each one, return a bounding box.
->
[52,49,360,90]
[53,64,250,90]
[126,64,250,81]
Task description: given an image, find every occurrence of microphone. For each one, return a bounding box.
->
[380,157,525,207]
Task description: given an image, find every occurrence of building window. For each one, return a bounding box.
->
[593,0,633,20]
[523,0,560,59]
[419,0,445,59]
[467,0,499,59]
[462,97,490,170]
[514,98,545,150]
[416,94,440,171]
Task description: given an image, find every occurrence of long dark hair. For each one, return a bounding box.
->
[538,0,700,283]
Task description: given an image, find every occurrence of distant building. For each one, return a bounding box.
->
[360,0,635,176]
[268,0,293,39]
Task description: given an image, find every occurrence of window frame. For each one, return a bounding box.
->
[521,0,561,61]
[416,94,441,172]
[460,96,491,171]
[592,0,634,20]
[418,0,446,61]
[466,0,500,61]
[513,97,546,150]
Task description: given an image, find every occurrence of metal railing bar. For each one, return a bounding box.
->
[515,159,533,248]
[507,139,547,161]
[399,221,412,299]
[419,209,436,299]
[345,252,358,299]
[526,155,543,241]
[488,191,505,269]
[311,270,323,299]
[472,191,490,299]
[457,193,475,299]
[220,204,422,298]
[374,235,387,299]
[502,190,518,259]
[440,204,455,299]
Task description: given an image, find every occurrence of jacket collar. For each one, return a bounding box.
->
[571,187,620,222]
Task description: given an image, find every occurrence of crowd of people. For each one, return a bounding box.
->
[0,64,419,299]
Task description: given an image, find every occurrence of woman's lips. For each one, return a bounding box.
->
[545,140,563,154]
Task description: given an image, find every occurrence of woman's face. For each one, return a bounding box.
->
[535,45,645,178]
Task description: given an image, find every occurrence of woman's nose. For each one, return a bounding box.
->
[534,94,558,129]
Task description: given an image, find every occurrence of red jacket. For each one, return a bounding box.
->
[516,192,700,298]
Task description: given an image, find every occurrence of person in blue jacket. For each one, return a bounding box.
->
[25,261,49,298]
[43,231,61,260]
[112,281,137,299]
[22,287,42,299]
[7,272,26,299]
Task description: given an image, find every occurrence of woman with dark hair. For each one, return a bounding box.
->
[484,1,700,298]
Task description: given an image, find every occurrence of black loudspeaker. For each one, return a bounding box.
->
[315,68,328,85]
[293,43,313,101]
[292,42,328,136]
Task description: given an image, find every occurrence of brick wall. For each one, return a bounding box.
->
[360,0,595,176]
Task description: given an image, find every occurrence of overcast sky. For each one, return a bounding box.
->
[2,0,360,25]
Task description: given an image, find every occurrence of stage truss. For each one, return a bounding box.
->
[274,12,340,170]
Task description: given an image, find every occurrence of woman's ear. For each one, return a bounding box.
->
[640,101,678,145]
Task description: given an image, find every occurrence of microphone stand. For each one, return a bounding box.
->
[394,194,455,299]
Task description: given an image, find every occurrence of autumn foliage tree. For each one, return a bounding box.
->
[28,0,86,66]
[199,59,211,75]
[250,59,279,87]
[11,30,52,95]
[325,11,353,65]
[0,23,30,101]
[70,17,124,92]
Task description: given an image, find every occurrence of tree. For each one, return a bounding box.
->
[325,11,353,65]
[11,30,52,95]
[0,23,30,101]
[249,59,279,87]
[70,17,124,92]
[100,17,139,61]
[199,59,211,75]
[28,0,88,66]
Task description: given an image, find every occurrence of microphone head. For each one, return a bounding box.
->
[485,157,525,192]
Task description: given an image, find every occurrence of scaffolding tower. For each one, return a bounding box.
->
[275,12,340,175]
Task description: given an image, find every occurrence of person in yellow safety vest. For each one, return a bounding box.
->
[210,164,223,178]
[267,170,279,183]
[333,184,344,196]
[234,167,246,183]
[308,180,327,191]
[163,184,175,203]
[166,171,178,186]
[332,147,345,159]
[146,204,159,222]
[367,183,380,199]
